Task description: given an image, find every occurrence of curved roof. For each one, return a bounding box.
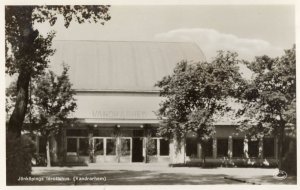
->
[50,40,205,91]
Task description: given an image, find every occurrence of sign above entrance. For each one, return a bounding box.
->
[91,110,156,120]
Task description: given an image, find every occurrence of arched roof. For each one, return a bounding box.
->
[50,40,205,91]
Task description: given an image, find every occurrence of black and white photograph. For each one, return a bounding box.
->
[2,0,298,188]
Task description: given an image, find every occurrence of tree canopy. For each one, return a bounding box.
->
[5,5,111,137]
[155,51,245,143]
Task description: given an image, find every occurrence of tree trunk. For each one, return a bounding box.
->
[46,136,51,167]
[277,125,285,170]
[202,141,206,167]
[8,71,31,137]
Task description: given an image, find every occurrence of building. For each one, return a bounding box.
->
[35,41,278,166]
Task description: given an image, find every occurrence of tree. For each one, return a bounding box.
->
[31,65,77,167]
[155,51,245,165]
[5,5,111,138]
[237,45,296,172]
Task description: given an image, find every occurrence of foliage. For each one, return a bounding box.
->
[31,65,77,136]
[5,5,111,137]
[237,45,296,138]
[5,5,111,77]
[6,133,36,185]
[155,51,245,144]
[156,51,246,165]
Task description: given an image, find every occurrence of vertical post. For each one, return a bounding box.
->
[258,138,263,158]
[63,128,67,163]
[228,136,233,159]
[212,138,217,159]
[88,127,94,163]
[274,137,279,160]
[36,135,39,155]
[197,142,202,159]
[157,138,161,157]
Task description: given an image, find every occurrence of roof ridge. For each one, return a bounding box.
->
[53,39,195,44]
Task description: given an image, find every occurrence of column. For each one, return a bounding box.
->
[197,142,202,159]
[88,127,94,163]
[212,138,217,159]
[274,137,279,160]
[63,128,67,163]
[228,136,233,159]
[258,138,263,158]
[35,135,39,155]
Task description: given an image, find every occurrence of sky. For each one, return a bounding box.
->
[35,5,295,61]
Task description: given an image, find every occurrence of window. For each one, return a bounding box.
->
[79,138,89,156]
[186,138,197,157]
[121,138,131,156]
[106,139,116,155]
[217,138,228,157]
[38,136,47,154]
[147,139,157,156]
[203,139,213,157]
[248,140,259,157]
[263,138,274,158]
[94,139,104,156]
[232,139,244,157]
[160,139,169,156]
[67,138,77,152]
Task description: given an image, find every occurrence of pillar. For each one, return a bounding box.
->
[197,142,202,159]
[212,138,217,159]
[228,136,233,159]
[258,138,263,158]
[63,128,67,163]
[274,137,279,160]
[88,127,94,163]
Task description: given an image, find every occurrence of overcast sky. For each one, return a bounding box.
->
[35,5,295,61]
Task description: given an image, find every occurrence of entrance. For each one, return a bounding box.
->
[132,138,143,162]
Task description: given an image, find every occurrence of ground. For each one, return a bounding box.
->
[16,163,296,185]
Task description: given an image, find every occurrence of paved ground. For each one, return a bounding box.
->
[16,163,297,185]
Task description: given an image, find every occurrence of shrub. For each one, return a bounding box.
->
[6,132,36,185]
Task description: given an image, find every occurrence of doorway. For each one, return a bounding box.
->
[132,138,143,162]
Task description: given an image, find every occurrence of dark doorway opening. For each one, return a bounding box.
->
[132,138,143,162]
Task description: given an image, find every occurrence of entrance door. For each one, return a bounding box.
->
[132,138,143,162]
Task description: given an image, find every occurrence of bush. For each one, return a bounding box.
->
[6,132,36,185]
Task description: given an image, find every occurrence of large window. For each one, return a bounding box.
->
[186,138,197,157]
[67,138,77,152]
[203,139,213,157]
[106,138,116,155]
[263,138,275,158]
[160,139,169,156]
[121,138,131,156]
[217,138,228,157]
[248,140,259,157]
[147,139,157,156]
[94,138,104,156]
[38,136,47,154]
[232,139,244,157]
[78,138,89,156]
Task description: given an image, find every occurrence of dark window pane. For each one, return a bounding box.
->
[203,139,213,157]
[121,138,131,156]
[39,136,47,154]
[94,139,104,156]
[67,129,88,137]
[217,139,228,157]
[248,140,259,157]
[147,139,157,156]
[79,138,89,156]
[263,138,274,158]
[67,138,77,152]
[233,139,244,157]
[186,138,197,157]
[160,139,169,156]
[106,139,116,155]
